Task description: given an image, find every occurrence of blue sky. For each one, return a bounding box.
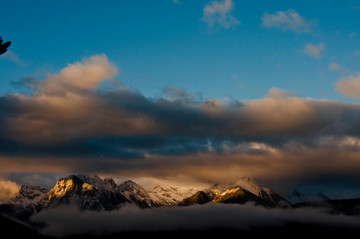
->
[1,0,360,101]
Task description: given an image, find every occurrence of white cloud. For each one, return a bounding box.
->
[329,62,339,71]
[328,62,350,75]
[202,0,240,32]
[39,54,119,92]
[304,42,324,58]
[336,73,360,99]
[262,9,314,33]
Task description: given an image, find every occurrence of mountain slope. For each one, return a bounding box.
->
[148,185,197,206]
[0,214,48,239]
[286,188,360,204]
[44,175,130,210]
[0,185,49,221]
[118,180,159,207]
[11,185,48,207]
[178,191,213,206]
[294,198,360,215]
[179,177,290,207]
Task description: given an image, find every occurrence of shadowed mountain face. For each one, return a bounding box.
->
[178,191,213,206]
[0,36,11,55]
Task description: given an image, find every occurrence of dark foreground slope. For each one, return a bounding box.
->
[0,214,49,239]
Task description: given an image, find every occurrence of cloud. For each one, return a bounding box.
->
[265,87,298,99]
[38,54,118,92]
[304,42,324,58]
[31,203,360,237]
[329,62,339,71]
[3,55,360,191]
[0,178,20,201]
[262,9,315,33]
[202,0,240,32]
[336,73,360,99]
[0,50,25,66]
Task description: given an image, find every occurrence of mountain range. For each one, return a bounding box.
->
[1,175,291,214]
[1,174,360,237]
[178,176,290,207]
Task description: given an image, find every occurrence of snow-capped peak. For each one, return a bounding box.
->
[148,185,197,206]
[234,176,268,196]
[117,180,158,207]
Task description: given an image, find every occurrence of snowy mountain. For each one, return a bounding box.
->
[10,185,48,208]
[117,180,159,207]
[44,175,130,210]
[2,175,289,211]
[148,185,197,206]
[41,175,163,210]
[0,175,291,212]
[0,185,49,222]
[179,176,290,207]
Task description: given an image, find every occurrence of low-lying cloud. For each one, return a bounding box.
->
[31,203,360,237]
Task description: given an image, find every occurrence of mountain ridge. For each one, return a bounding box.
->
[2,174,360,237]
[2,174,360,220]
[179,176,290,208]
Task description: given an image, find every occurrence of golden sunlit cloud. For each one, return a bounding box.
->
[0,178,20,201]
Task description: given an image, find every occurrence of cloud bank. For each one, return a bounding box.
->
[1,54,360,191]
[31,203,360,237]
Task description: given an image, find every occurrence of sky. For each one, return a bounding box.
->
[1,0,360,195]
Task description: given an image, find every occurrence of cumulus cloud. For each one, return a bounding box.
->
[31,203,360,237]
[262,9,315,33]
[39,54,118,92]
[202,0,240,32]
[336,73,360,100]
[304,42,324,58]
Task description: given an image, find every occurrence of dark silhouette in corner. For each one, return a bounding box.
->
[0,36,11,55]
